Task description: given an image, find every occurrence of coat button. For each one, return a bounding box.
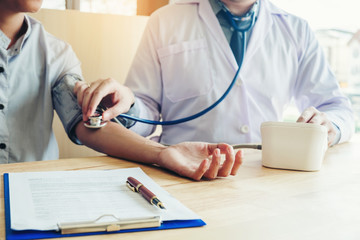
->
[0,104,4,110]
[236,78,242,86]
[0,143,6,149]
[241,125,249,134]
[0,66,4,73]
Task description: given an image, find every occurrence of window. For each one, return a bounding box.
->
[42,0,66,10]
[271,0,360,32]
[272,0,360,130]
[79,0,136,15]
[41,0,156,16]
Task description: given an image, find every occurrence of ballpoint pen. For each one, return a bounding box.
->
[126,177,166,209]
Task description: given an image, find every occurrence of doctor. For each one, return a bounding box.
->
[76,0,354,146]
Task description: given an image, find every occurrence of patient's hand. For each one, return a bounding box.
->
[158,142,243,180]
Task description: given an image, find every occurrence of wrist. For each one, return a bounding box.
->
[152,144,167,166]
[156,144,174,168]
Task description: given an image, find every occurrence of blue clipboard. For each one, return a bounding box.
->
[3,173,206,240]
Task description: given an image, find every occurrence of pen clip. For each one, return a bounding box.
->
[126,180,142,192]
[126,181,136,192]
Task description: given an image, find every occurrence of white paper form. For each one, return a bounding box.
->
[8,168,199,231]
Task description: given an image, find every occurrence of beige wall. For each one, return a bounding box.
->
[30,9,148,83]
[29,9,149,158]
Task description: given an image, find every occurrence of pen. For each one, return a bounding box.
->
[126,177,166,209]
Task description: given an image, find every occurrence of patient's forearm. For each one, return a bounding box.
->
[75,121,165,164]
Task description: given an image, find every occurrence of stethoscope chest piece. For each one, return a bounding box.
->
[84,113,107,128]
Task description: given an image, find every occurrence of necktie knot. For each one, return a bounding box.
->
[217,1,259,65]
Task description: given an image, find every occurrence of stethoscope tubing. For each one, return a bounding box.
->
[117,9,254,126]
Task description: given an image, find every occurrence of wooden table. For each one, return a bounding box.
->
[1,135,360,240]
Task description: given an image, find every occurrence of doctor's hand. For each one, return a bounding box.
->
[296,106,336,146]
[158,142,243,181]
[74,78,135,122]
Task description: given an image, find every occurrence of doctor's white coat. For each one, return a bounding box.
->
[125,0,354,145]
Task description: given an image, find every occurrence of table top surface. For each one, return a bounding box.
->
[1,135,360,240]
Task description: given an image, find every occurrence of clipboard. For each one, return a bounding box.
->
[3,173,206,240]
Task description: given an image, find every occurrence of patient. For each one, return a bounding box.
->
[0,0,242,180]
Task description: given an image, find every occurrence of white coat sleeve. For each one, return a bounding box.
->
[124,14,163,137]
[293,21,354,143]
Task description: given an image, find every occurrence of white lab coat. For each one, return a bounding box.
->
[125,0,354,145]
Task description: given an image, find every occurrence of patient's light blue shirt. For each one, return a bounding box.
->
[0,15,83,163]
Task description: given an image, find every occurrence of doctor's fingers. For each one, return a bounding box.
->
[87,79,133,121]
[297,106,324,123]
[324,121,336,146]
[80,80,107,119]
[81,79,120,120]
[101,103,131,122]
[298,108,335,146]
[300,109,334,132]
[100,86,136,121]
[327,129,336,146]
[315,120,336,146]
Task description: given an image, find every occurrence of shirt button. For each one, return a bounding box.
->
[0,143,6,149]
[0,66,4,73]
[241,125,249,134]
[0,104,4,110]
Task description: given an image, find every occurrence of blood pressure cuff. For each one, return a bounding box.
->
[52,74,84,145]
[52,74,138,145]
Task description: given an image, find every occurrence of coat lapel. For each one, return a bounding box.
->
[241,0,273,70]
[197,0,238,70]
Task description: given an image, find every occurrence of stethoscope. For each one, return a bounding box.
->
[115,2,258,126]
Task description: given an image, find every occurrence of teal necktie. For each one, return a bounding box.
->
[229,18,245,66]
[217,1,259,65]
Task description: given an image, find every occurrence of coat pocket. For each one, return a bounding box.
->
[157,39,213,102]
